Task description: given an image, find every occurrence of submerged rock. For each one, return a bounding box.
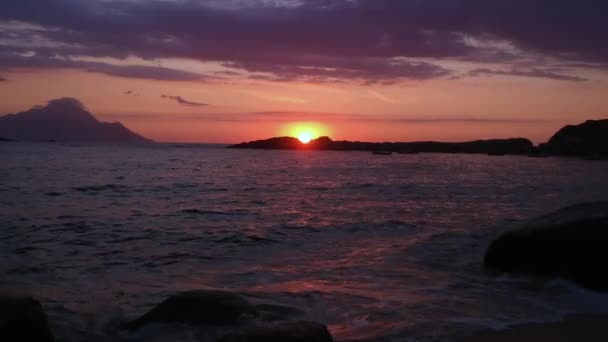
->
[218,321,333,342]
[123,290,258,331]
[0,295,53,342]
[485,202,608,291]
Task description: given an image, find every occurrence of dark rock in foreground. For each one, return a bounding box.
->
[123,290,258,331]
[462,314,608,342]
[229,136,534,155]
[0,98,152,144]
[485,202,608,291]
[0,295,53,342]
[123,290,334,341]
[539,119,608,156]
[218,321,333,342]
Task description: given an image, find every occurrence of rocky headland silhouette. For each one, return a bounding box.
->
[539,119,608,156]
[0,98,152,144]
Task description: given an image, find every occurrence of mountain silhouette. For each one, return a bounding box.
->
[0,98,152,144]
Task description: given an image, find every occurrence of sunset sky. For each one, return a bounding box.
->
[1,0,607,143]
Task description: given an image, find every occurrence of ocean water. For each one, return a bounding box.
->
[2,142,608,342]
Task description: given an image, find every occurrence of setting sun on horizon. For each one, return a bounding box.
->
[298,132,313,144]
[280,122,331,143]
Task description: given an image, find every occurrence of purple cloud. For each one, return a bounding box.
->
[0,51,211,82]
[0,0,604,83]
[225,57,451,83]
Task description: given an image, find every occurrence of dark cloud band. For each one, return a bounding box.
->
[0,0,604,83]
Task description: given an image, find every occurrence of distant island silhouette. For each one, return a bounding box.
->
[230,119,608,157]
[230,136,535,155]
[0,98,152,144]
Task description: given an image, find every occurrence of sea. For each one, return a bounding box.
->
[2,142,608,342]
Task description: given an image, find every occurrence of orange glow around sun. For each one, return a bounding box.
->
[280,122,331,143]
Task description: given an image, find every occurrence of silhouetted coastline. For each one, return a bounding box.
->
[229,136,536,155]
[230,119,608,158]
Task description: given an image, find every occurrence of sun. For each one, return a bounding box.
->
[279,122,331,144]
[298,132,313,144]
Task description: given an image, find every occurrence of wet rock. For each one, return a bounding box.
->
[123,290,258,331]
[0,295,53,342]
[218,321,333,342]
[485,202,608,291]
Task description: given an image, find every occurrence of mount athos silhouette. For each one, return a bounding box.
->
[0,98,152,144]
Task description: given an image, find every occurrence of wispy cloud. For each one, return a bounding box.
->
[161,95,209,107]
[467,68,587,82]
[0,52,211,82]
[0,76,7,82]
